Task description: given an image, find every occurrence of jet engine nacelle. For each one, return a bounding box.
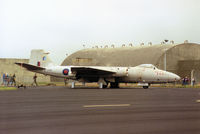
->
[45,66,75,78]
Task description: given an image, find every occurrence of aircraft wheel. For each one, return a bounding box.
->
[103,84,108,88]
[143,86,149,89]
[110,82,119,88]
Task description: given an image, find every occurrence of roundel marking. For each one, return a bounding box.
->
[63,69,69,75]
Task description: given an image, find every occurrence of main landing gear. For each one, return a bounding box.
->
[110,82,119,88]
[142,86,149,89]
[98,82,108,89]
[99,82,119,89]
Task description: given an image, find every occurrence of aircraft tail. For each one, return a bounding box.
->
[29,49,54,68]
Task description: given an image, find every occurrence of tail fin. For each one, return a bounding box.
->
[29,49,54,67]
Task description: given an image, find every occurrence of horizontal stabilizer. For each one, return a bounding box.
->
[15,62,45,71]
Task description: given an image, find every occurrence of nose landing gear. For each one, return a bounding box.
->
[138,83,150,89]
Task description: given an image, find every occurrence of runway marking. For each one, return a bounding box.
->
[83,104,131,108]
[196,100,200,103]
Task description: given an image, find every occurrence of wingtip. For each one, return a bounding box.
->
[15,62,23,66]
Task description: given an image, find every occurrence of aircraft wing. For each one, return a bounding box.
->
[15,62,45,71]
[71,66,116,76]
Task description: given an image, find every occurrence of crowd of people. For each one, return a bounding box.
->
[1,73,16,86]
[1,73,39,87]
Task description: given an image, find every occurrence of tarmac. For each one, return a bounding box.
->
[1,86,200,134]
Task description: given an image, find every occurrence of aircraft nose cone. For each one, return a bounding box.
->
[175,74,181,81]
[168,72,180,81]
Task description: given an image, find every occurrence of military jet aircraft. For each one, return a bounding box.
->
[15,49,180,89]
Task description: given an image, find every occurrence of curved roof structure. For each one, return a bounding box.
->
[62,44,176,66]
[62,43,200,68]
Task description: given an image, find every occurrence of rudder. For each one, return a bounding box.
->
[29,49,53,67]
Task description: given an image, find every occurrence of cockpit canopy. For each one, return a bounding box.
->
[137,64,157,69]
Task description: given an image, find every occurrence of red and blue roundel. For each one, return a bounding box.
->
[63,69,69,75]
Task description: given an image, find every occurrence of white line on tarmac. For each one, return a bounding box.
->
[196,100,200,103]
[83,104,131,108]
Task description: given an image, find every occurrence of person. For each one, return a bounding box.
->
[0,73,2,85]
[182,77,185,86]
[64,78,67,86]
[191,77,195,86]
[10,74,16,86]
[5,73,9,86]
[2,73,6,86]
[185,76,189,85]
[0,73,2,86]
[33,74,38,86]
[8,74,12,86]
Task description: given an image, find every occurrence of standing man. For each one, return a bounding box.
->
[8,74,12,86]
[191,77,195,86]
[2,73,5,86]
[64,78,67,86]
[182,77,185,86]
[5,73,9,86]
[10,74,16,86]
[185,76,189,85]
[0,73,2,86]
[33,74,38,86]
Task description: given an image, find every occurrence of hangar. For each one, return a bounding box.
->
[61,43,200,83]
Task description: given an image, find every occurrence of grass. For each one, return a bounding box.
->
[0,86,17,91]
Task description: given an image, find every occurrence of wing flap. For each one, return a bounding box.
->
[15,62,45,71]
[71,67,116,76]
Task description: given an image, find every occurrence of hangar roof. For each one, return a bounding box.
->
[62,43,199,67]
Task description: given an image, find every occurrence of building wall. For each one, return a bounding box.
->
[156,43,200,75]
[177,60,200,83]
[0,58,50,84]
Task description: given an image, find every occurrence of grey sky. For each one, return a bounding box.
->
[0,0,200,65]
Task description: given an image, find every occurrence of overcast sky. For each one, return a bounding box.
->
[0,0,200,65]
